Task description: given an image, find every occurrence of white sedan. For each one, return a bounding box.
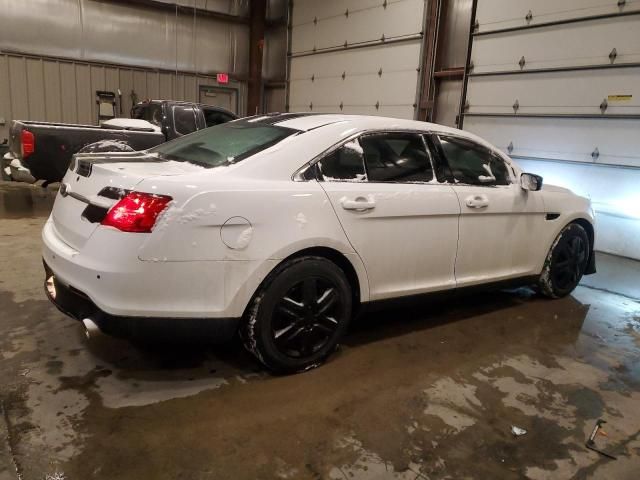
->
[43,114,596,372]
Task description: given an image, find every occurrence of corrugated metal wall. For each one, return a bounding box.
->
[0,0,253,141]
[0,0,249,74]
[461,0,640,259]
[0,53,246,140]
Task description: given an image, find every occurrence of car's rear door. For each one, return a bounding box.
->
[431,134,546,286]
[317,132,460,301]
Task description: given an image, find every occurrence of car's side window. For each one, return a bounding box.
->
[173,106,198,135]
[437,135,510,186]
[360,133,434,183]
[316,140,367,182]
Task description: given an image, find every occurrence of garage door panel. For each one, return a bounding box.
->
[291,42,421,76]
[292,0,383,26]
[465,116,640,167]
[467,1,640,259]
[467,68,640,115]
[289,103,415,119]
[290,37,420,119]
[289,0,423,120]
[352,0,423,40]
[291,69,418,109]
[291,22,316,53]
[476,0,640,33]
[472,16,640,74]
[292,0,423,53]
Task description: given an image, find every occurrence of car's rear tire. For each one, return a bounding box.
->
[241,256,352,373]
[539,223,590,298]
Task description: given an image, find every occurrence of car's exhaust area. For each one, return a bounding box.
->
[82,317,103,339]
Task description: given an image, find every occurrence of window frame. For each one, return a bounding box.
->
[358,131,439,184]
[429,133,515,187]
[293,129,446,184]
[313,138,369,183]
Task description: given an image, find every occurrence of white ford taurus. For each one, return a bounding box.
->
[43,114,596,372]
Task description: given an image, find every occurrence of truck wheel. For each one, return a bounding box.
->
[241,256,352,373]
[539,223,590,298]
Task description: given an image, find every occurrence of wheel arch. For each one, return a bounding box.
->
[242,246,368,318]
[286,246,363,308]
[571,217,596,274]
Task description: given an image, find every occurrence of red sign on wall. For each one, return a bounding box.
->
[217,73,229,84]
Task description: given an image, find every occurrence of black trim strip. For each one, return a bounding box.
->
[469,62,640,77]
[474,10,640,37]
[463,113,640,120]
[289,33,423,58]
[510,155,640,171]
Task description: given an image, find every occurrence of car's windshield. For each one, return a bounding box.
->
[149,123,297,168]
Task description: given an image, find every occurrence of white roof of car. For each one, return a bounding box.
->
[261,113,495,152]
[255,113,461,137]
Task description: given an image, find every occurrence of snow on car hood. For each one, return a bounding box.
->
[101,118,161,132]
[90,159,207,178]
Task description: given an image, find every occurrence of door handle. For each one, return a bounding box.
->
[341,196,376,211]
[465,194,489,209]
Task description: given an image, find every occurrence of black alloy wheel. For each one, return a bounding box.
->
[242,256,352,373]
[539,223,590,298]
[272,277,342,358]
[552,235,587,291]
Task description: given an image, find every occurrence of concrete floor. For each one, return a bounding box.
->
[1,181,639,480]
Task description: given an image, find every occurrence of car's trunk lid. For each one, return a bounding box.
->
[50,152,202,250]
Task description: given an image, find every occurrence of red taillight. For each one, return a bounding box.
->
[101,192,172,233]
[21,130,35,158]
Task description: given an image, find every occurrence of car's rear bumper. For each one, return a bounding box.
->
[43,260,240,342]
[41,217,272,319]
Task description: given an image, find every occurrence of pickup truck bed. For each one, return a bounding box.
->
[4,100,236,184]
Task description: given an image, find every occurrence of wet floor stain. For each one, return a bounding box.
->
[0,181,56,219]
[1,192,639,480]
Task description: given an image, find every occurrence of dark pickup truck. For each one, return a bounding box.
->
[3,100,236,184]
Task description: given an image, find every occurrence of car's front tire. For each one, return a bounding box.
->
[241,256,352,373]
[539,223,590,298]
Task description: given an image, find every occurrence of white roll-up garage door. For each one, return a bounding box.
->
[461,0,640,259]
[288,0,425,120]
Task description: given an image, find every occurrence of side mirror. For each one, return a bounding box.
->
[521,172,543,191]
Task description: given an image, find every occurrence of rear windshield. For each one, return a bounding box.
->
[149,123,297,168]
[131,103,163,127]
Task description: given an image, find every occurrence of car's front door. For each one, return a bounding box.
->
[432,134,546,287]
[316,132,460,301]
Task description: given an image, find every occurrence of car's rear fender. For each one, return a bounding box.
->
[136,178,356,263]
[133,177,370,315]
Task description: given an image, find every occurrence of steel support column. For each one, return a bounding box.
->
[417,0,442,121]
[247,0,267,116]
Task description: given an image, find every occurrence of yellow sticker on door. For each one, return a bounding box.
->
[608,95,633,102]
